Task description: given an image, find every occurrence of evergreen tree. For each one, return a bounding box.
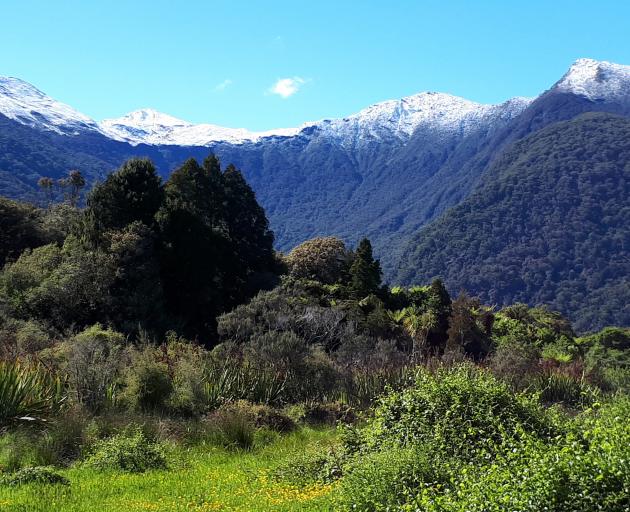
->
[156,157,230,339]
[0,197,48,267]
[223,164,275,293]
[84,158,163,239]
[426,278,452,350]
[350,238,382,297]
[68,170,86,207]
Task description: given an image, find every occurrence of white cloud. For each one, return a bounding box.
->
[268,77,306,98]
[214,79,232,91]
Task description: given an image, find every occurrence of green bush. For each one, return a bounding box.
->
[275,442,346,485]
[534,371,599,408]
[83,429,167,472]
[120,348,173,411]
[63,324,125,412]
[292,401,356,426]
[339,446,447,511]
[0,466,69,487]
[357,364,556,458]
[205,404,256,451]
[0,361,65,427]
[337,376,629,511]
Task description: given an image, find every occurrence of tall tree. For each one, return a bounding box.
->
[0,198,47,267]
[84,158,163,238]
[223,164,275,296]
[37,177,54,207]
[350,238,382,297]
[68,170,86,207]
[446,292,490,359]
[156,157,229,339]
[426,278,452,350]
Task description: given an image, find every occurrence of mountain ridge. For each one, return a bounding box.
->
[0,58,629,308]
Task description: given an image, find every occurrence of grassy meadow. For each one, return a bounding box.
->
[0,428,338,512]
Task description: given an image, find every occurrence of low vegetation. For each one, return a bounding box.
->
[0,153,628,510]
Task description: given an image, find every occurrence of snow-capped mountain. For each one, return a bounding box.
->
[0,76,102,136]
[97,93,533,148]
[312,93,532,149]
[553,58,630,101]
[99,108,301,146]
[1,58,628,148]
[0,57,629,292]
[0,75,532,147]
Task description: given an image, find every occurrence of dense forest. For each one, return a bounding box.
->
[0,154,628,510]
[394,113,630,332]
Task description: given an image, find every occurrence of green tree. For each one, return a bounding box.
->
[222,164,275,296]
[37,177,54,207]
[0,198,48,267]
[84,158,163,240]
[68,170,86,207]
[286,237,351,284]
[156,157,230,339]
[446,292,491,359]
[426,278,452,350]
[350,238,382,297]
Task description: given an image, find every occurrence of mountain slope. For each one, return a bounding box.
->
[0,77,103,136]
[0,59,629,310]
[393,113,630,332]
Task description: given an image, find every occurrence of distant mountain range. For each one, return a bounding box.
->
[0,58,629,330]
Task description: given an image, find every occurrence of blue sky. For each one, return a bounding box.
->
[2,0,629,130]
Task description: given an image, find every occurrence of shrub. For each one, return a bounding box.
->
[31,407,91,466]
[83,429,167,472]
[533,371,599,408]
[356,364,557,458]
[165,338,208,416]
[120,347,173,411]
[0,361,65,427]
[0,318,51,359]
[205,404,256,450]
[487,340,540,389]
[298,402,356,426]
[63,324,125,412]
[338,446,446,511]
[274,442,346,485]
[0,466,69,487]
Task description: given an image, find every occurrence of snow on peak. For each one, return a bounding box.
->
[0,76,100,135]
[554,58,630,101]
[312,92,533,146]
[99,108,301,146]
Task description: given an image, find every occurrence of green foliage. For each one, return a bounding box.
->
[62,324,125,412]
[581,326,630,371]
[285,237,351,284]
[0,466,69,487]
[120,347,173,412]
[0,237,115,329]
[206,405,256,451]
[395,113,630,332]
[156,156,276,338]
[355,365,556,458]
[349,238,382,298]
[338,446,445,511]
[0,197,48,267]
[534,371,600,408]
[0,361,65,427]
[83,158,163,237]
[83,429,167,472]
[337,374,630,511]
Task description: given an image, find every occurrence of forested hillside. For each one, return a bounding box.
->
[394,113,630,332]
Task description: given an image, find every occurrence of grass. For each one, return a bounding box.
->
[0,427,339,511]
